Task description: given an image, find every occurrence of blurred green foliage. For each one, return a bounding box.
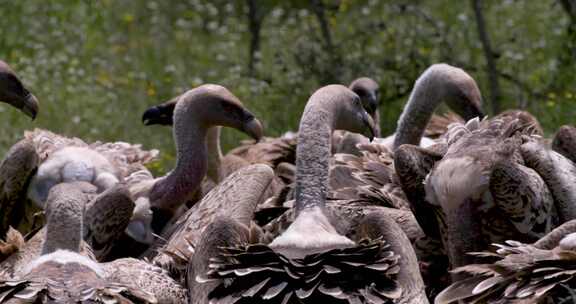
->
[0,0,574,173]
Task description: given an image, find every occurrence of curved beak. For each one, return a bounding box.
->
[125,219,154,244]
[464,102,485,121]
[361,111,376,142]
[242,117,264,142]
[20,93,39,120]
[142,105,173,126]
[365,93,379,116]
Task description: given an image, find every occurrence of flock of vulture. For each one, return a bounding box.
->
[0,59,576,304]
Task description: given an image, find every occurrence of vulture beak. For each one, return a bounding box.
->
[19,93,39,120]
[361,111,376,142]
[242,117,264,142]
[142,105,173,126]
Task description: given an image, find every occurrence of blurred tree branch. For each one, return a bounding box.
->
[310,0,334,51]
[308,0,343,83]
[559,0,576,27]
[471,0,502,114]
[553,0,576,88]
[559,0,576,62]
[400,4,455,62]
[246,0,266,76]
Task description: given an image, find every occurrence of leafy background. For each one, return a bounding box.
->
[1,0,574,172]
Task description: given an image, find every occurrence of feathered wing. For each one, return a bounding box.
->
[89,140,159,177]
[0,227,44,281]
[393,143,452,298]
[24,128,159,177]
[534,219,576,250]
[205,237,401,304]
[24,128,87,162]
[150,164,274,282]
[84,185,135,261]
[435,241,576,304]
[357,210,429,304]
[493,109,544,136]
[200,208,428,304]
[0,138,39,237]
[230,136,297,167]
[0,261,157,303]
[490,160,557,240]
[424,112,464,139]
[394,144,444,240]
[521,139,576,223]
[103,258,187,304]
[330,143,409,210]
[552,125,576,163]
[188,216,251,304]
[0,228,25,264]
[422,116,548,274]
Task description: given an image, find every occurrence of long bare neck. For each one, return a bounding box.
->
[42,198,83,254]
[206,126,223,182]
[151,114,208,211]
[373,110,381,137]
[294,105,333,215]
[393,76,442,150]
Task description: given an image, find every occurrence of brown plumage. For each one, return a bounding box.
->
[494,109,544,136]
[25,127,158,179]
[424,112,464,139]
[552,125,576,163]
[435,219,576,304]
[83,184,135,261]
[194,85,428,304]
[0,127,158,251]
[0,183,157,303]
[0,228,25,264]
[0,60,39,119]
[330,143,410,211]
[424,116,557,278]
[102,257,188,304]
[0,183,95,280]
[148,164,274,284]
[394,143,445,240]
[0,138,39,237]
[520,137,576,223]
[0,182,133,279]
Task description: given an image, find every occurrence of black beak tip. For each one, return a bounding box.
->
[142,107,159,125]
[478,110,486,119]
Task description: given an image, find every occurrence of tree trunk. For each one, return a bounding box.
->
[559,0,576,44]
[309,0,342,83]
[310,0,334,51]
[559,0,576,73]
[246,0,263,76]
[471,0,502,114]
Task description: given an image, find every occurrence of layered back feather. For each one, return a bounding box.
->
[205,238,401,304]
[330,143,409,210]
[435,239,576,304]
[24,128,158,177]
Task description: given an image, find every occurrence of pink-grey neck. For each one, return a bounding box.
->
[294,100,335,215]
[150,112,208,212]
[393,75,441,150]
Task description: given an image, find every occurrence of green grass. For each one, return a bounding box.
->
[1,1,574,172]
